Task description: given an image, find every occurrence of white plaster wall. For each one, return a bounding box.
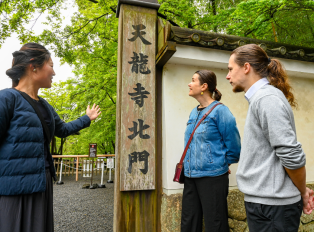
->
[162,44,314,193]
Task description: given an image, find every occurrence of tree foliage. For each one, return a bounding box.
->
[38,0,118,154]
[158,0,314,47]
[1,0,314,154]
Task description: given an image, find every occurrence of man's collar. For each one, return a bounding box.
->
[245,78,270,101]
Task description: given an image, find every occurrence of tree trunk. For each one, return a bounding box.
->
[271,21,278,42]
[210,0,217,15]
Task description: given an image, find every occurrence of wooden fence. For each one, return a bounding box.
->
[52,155,115,181]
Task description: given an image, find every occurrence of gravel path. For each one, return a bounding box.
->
[53,173,114,232]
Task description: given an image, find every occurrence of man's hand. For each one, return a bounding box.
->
[228,164,231,174]
[284,166,314,214]
[86,104,101,121]
[302,187,314,214]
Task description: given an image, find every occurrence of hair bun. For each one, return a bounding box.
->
[12,51,27,57]
[6,66,21,81]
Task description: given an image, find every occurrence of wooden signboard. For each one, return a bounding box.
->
[114,1,160,231]
[89,143,97,158]
[119,5,156,191]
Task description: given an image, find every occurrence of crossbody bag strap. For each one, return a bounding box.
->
[13,88,51,142]
[179,102,222,164]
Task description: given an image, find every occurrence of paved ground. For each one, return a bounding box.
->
[53,173,114,232]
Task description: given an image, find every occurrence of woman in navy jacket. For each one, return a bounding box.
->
[0,43,101,232]
[181,70,241,232]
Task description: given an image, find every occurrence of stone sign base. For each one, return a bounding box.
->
[161,184,314,232]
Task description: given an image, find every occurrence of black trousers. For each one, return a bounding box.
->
[0,169,54,232]
[181,173,229,232]
[245,199,303,232]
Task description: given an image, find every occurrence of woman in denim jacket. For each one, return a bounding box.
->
[181,70,241,232]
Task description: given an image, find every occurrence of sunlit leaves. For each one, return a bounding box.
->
[158,0,314,47]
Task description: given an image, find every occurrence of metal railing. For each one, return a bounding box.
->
[52,155,115,181]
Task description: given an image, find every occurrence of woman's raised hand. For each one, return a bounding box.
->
[86,104,101,121]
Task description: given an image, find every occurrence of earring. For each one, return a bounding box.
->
[33,68,36,72]
[201,92,204,95]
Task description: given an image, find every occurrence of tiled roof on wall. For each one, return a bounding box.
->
[169,26,314,63]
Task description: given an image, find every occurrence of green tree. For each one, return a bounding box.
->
[36,0,118,155]
[158,0,314,47]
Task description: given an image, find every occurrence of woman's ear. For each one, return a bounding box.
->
[29,64,36,72]
[201,83,208,92]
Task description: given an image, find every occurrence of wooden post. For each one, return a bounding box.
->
[114,1,161,231]
[76,157,79,181]
[72,159,74,176]
[56,159,60,177]
[82,159,84,177]
[67,159,69,176]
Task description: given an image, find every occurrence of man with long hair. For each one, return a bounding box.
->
[226,44,314,231]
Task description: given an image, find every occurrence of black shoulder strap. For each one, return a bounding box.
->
[13,88,51,142]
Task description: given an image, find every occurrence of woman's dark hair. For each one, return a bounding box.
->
[6,43,51,87]
[231,44,297,108]
[195,70,222,101]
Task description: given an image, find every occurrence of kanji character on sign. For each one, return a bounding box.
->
[128,152,138,174]
[128,24,151,45]
[128,119,150,140]
[128,83,150,108]
[138,151,150,174]
[127,150,150,174]
[128,52,151,74]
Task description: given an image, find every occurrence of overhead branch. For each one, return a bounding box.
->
[106,91,116,105]
[108,4,179,27]
[65,13,109,39]
[157,12,180,27]
[109,5,179,28]
[101,87,115,104]
[30,12,43,30]
[77,19,99,44]
[87,0,98,3]
[110,6,117,14]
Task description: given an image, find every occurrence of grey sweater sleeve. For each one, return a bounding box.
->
[255,95,305,169]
